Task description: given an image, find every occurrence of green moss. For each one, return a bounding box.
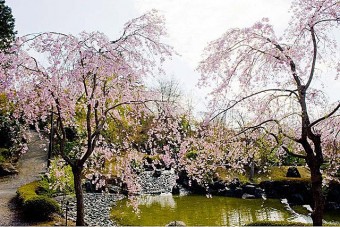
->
[17,181,40,200]
[253,166,310,183]
[216,166,311,184]
[244,220,311,226]
[17,181,60,220]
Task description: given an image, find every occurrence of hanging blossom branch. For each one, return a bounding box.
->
[209,88,298,122]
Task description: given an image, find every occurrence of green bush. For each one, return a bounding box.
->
[17,181,60,220]
[23,196,60,219]
[0,147,10,163]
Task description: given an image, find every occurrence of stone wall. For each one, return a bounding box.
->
[137,169,177,194]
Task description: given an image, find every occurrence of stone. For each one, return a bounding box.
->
[166,220,186,226]
[0,162,18,176]
[217,188,227,196]
[243,184,256,194]
[55,193,125,226]
[138,169,177,194]
[143,163,154,171]
[228,178,241,190]
[287,193,305,205]
[153,169,162,177]
[242,193,256,199]
[254,187,264,198]
[172,185,180,195]
[325,201,340,211]
[286,166,301,178]
[234,187,244,198]
[213,180,226,189]
[84,180,95,192]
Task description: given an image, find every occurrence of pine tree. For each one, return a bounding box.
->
[0,0,16,50]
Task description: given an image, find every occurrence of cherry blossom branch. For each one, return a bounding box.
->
[232,113,301,143]
[263,129,307,159]
[54,97,74,166]
[104,99,164,115]
[309,102,340,128]
[282,145,307,159]
[314,17,340,25]
[305,26,318,89]
[267,38,303,88]
[231,119,279,138]
[209,88,298,122]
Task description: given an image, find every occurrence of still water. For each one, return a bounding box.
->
[111,194,340,226]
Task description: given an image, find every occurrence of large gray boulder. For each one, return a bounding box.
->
[166,221,186,226]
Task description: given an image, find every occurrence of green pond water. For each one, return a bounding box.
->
[111,194,340,226]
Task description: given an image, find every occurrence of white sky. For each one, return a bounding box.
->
[7,0,339,117]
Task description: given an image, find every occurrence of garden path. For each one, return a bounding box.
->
[0,131,47,225]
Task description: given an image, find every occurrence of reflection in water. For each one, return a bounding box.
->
[138,193,176,209]
[111,195,339,226]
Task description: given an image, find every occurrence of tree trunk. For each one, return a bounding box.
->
[310,165,324,226]
[249,159,254,180]
[72,165,85,226]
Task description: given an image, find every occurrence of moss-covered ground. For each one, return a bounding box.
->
[216,166,311,184]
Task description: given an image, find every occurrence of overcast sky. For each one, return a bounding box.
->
[7,0,339,116]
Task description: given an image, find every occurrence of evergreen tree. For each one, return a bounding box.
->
[0,0,16,50]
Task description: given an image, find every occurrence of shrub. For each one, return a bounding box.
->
[17,181,60,220]
[0,148,10,163]
[22,196,60,219]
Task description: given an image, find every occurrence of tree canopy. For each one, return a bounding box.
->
[198,0,339,225]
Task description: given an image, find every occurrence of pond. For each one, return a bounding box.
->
[111,194,340,226]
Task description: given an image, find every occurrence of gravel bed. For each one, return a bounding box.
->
[55,193,125,226]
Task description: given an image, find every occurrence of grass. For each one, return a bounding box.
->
[34,214,76,226]
[216,166,311,184]
[253,166,311,183]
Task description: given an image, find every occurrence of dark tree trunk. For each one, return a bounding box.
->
[72,165,85,226]
[310,164,324,226]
